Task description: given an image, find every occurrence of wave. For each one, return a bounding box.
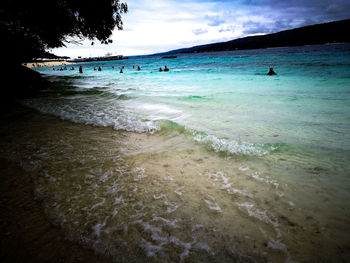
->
[155,120,280,156]
[179,95,210,101]
[43,85,132,100]
[21,98,157,133]
[21,98,280,156]
[69,88,131,100]
[192,133,280,156]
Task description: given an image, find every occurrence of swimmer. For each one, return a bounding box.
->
[267,67,277,76]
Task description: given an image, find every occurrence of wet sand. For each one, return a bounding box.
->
[0,158,112,263]
[0,104,111,263]
[1,102,349,262]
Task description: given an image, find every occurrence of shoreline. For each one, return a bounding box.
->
[0,158,111,263]
[2,50,350,261]
[0,104,111,263]
[23,60,73,68]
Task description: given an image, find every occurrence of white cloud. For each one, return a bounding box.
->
[51,0,349,58]
[53,0,233,57]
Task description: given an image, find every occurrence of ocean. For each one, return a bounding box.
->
[1,43,350,262]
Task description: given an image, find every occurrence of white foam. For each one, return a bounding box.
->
[21,99,159,133]
[249,172,279,188]
[99,171,111,182]
[204,199,222,212]
[268,238,287,251]
[132,167,148,181]
[152,216,180,228]
[141,103,181,114]
[153,194,165,200]
[174,187,184,196]
[141,222,161,233]
[164,201,179,214]
[227,188,253,198]
[164,175,174,181]
[239,166,249,171]
[193,133,275,156]
[112,207,119,217]
[92,216,109,238]
[200,171,232,190]
[194,242,214,255]
[237,203,280,231]
[114,196,124,204]
[91,197,105,210]
[141,240,163,257]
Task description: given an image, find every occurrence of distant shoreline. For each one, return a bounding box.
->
[157,19,350,56]
[23,60,73,68]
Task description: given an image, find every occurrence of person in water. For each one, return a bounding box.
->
[137,66,141,71]
[98,66,102,71]
[164,65,169,72]
[267,67,277,75]
[159,67,163,72]
[79,65,83,73]
[120,68,123,73]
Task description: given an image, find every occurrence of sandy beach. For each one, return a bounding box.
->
[2,44,350,262]
[0,104,111,263]
[23,60,73,68]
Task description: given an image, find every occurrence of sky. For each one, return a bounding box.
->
[51,0,350,58]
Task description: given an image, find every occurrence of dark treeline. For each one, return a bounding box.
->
[0,0,127,64]
[0,0,127,100]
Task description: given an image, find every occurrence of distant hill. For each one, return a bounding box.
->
[160,19,350,55]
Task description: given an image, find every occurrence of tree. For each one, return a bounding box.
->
[0,0,128,63]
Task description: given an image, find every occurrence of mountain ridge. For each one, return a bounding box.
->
[157,19,350,55]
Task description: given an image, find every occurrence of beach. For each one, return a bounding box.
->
[0,105,112,263]
[0,159,111,263]
[24,60,72,68]
[1,44,350,262]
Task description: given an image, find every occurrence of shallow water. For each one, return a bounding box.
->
[1,44,350,262]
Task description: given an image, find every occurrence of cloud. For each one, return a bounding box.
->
[192,28,208,35]
[52,0,350,57]
[326,4,342,14]
[242,21,271,35]
[219,25,235,33]
[205,15,225,27]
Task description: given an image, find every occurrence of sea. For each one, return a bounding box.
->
[1,43,350,262]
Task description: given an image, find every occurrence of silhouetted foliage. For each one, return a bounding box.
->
[0,0,128,63]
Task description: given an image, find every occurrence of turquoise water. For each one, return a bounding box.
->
[35,44,350,150]
[11,43,350,261]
